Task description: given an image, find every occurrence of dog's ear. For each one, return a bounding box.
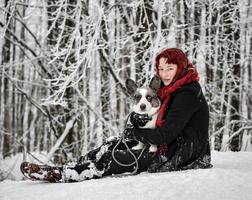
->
[149,75,161,92]
[125,79,138,96]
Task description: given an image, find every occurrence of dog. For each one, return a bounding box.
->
[125,76,161,152]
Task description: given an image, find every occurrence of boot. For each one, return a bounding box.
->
[20,162,63,183]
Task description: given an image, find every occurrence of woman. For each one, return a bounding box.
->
[131,48,212,172]
[20,48,212,182]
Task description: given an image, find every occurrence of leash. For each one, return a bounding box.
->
[111,113,147,176]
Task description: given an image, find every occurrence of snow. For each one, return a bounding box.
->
[1,151,252,200]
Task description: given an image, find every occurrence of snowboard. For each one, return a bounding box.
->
[20,162,63,183]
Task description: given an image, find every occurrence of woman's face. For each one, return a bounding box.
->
[157,57,178,86]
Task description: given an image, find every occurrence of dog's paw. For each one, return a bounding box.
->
[132,146,143,150]
[131,142,144,150]
[149,145,157,152]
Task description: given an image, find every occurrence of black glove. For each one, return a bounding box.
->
[123,124,150,145]
[129,112,152,128]
[133,128,150,145]
[123,124,136,140]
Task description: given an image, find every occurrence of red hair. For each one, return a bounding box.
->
[155,48,194,83]
[155,48,200,127]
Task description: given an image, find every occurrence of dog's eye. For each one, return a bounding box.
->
[134,94,141,101]
[146,95,152,102]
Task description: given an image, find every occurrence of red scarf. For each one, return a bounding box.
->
[156,68,199,127]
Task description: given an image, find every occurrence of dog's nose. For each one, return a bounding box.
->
[140,104,146,111]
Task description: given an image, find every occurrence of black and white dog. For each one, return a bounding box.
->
[125,76,161,152]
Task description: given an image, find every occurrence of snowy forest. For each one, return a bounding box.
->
[0,0,252,167]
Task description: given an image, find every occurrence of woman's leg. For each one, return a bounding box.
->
[155,136,212,172]
[63,137,157,182]
[20,137,158,182]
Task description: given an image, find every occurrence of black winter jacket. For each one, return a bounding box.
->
[134,81,212,172]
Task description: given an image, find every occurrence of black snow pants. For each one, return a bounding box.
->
[62,137,157,182]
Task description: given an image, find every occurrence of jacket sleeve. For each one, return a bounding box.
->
[134,89,202,145]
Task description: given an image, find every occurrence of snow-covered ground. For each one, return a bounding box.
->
[0,151,252,200]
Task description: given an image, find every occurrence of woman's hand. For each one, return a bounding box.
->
[123,124,136,140]
[123,124,150,145]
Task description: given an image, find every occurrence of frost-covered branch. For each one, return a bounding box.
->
[5,73,49,117]
[221,126,252,151]
[45,118,76,163]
